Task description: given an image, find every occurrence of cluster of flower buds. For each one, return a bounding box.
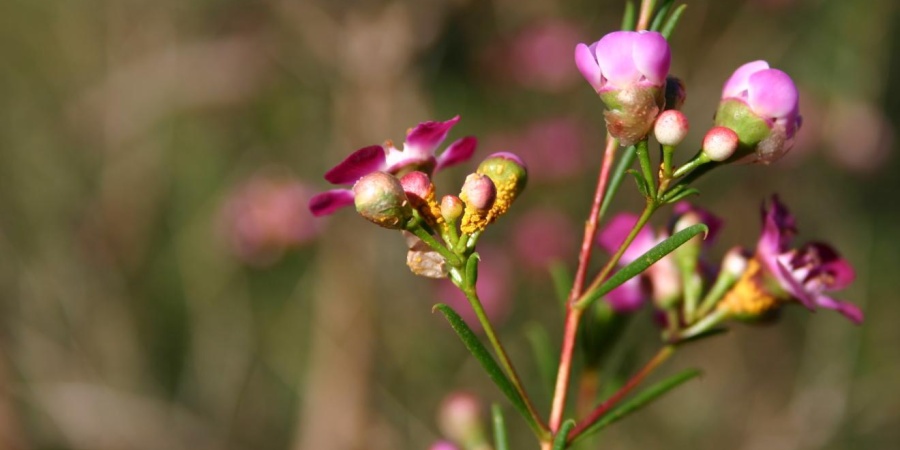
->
[310,117,528,279]
[576,30,801,168]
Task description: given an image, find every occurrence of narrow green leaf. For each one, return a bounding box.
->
[553,419,576,450]
[599,145,637,219]
[664,187,700,204]
[621,1,637,31]
[525,322,556,395]
[576,224,709,310]
[576,369,701,441]
[649,0,675,31]
[433,304,542,435]
[661,4,688,39]
[492,404,509,450]
[627,169,650,198]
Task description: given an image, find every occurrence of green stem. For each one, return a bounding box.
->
[575,201,657,311]
[635,139,657,199]
[696,270,740,320]
[462,266,548,437]
[679,308,728,341]
[671,151,711,179]
[408,222,463,266]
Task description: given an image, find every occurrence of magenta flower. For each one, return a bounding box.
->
[754,196,862,323]
[715,61,802,163]
[308,116,477,216]
[599,204,723,312]
[574,31,671,94]
[574,30,671,145]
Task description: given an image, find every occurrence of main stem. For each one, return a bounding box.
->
[462,281,548,436]
[548,136,618,433]
[567,345,675,442]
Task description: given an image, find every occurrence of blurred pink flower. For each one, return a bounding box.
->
[504,20,584,92]
[435,247,511,332]
[823,98,893,173]
[512,208,577,271]
[483,117,590,183]
[222,172,321,266]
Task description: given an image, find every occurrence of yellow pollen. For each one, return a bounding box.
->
[718,258,781,318]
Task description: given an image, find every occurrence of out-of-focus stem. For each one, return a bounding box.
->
[548,135,618,433]
[567,345,675,442]
[637,0,657,31]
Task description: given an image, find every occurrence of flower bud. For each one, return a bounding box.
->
[664,75,687,111]
[460,173,496,211]
[575,31,670,145]
[352,171,412,229]
[441,195,464,223]
[654,110,689,146]
[400,171,442,226]
[714,61,801,164]
[477,152,527,210]
[722,246,749,278]
[702,126,740,162]
[437,392,488,450]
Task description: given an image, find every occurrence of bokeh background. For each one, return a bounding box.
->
[1,0,898,449]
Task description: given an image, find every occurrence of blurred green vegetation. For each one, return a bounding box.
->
[0,0,898,449]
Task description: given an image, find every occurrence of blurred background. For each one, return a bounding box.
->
[1,0,898,449]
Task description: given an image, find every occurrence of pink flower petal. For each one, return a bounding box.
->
[308,189,355,216]
[575,42,603,92]
[815,295,864,324]
[722,60,770,99]
[323,145,387,185]
[597,213,658,264]
[747,68,799,119]
[436,136,478,171]
[405,116,461,155]
[594,31,640,89]
[605,276,646,312]
[631,31,670,86]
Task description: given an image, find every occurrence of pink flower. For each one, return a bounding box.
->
[223,173,320,266]
[575,31,671,94]
[575,31,671,145]
[512,208,577,271]
[505,20,583,92]
[309,116,476,216]
[715,61,802,163]
[754,196,862,323]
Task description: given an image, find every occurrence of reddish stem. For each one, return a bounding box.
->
[548,136,618,432]
[567,346,675,442]
[637,0,655,31]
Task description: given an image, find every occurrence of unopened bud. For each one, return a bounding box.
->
[722,246,749,278]
[441,195,464,223]
[654,110,689,146]
[664,75,687,111]
[400,171,442,226]
[352,172,411,229]
[460,173,496,211]
[702,126,740,162]
[437,392,487,449]
[399,171,434,201]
